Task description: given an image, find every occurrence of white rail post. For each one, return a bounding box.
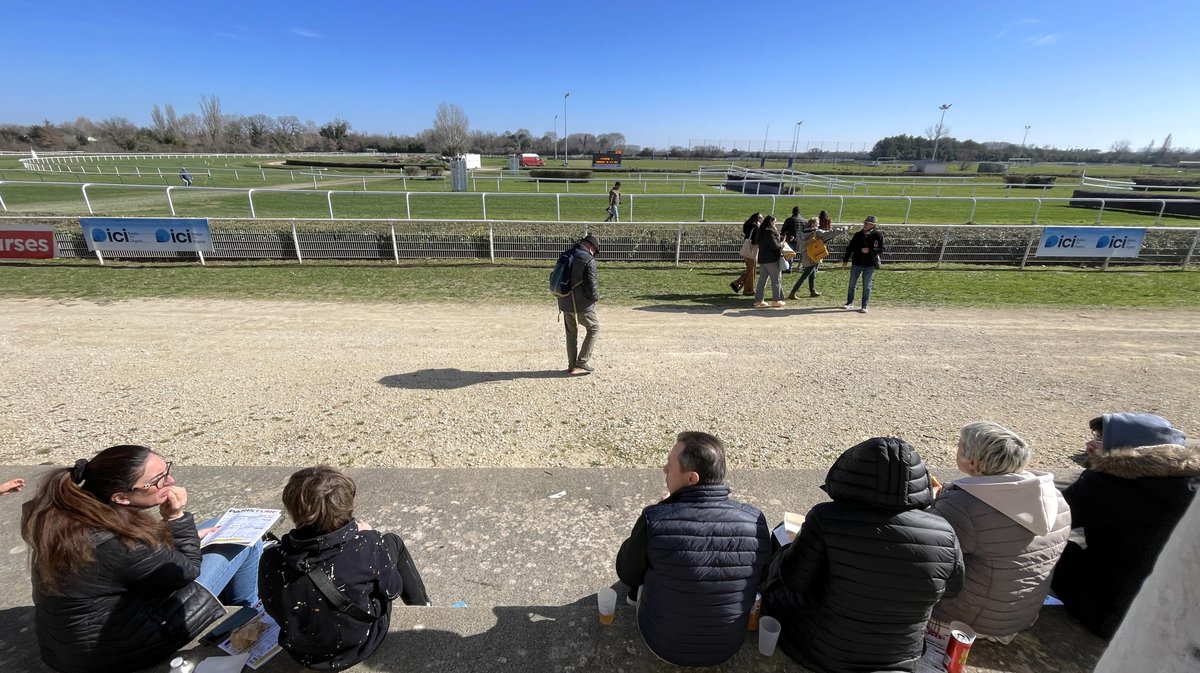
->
[675,225,682,267]
[968,198,978,224]
[836,196,845,224]
[936,228,951,267]
[390,221,399,265]
[326,191,334,219]
[291,219,303,263]
[628,194,633,222]
[1156,200,1166,225]
[1096,199,1106,225]
[0,183,7,212]
[699,195,706,222]
[1182,229,1200,269]
[247,189,256,218]
[481,193,487,220]
[405,192,411,220]
[488,221,496,264]
[904,197,913,224]
[1019,228,1038,270]
[165,186,176,216]
[1033,198,1043,224]
[80,184,95,215]
[555,193,561,221]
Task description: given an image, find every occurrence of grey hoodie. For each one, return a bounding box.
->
[932,470,1071,637]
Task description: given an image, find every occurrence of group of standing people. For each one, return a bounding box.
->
[615,414,1198,670]
[731,210,885,313]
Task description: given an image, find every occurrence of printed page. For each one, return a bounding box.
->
[201,508,281,547]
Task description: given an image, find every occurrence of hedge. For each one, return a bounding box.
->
[528,169,594,181]
[1069,189,1200,218]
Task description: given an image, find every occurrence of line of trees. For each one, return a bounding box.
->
[2,96,1196,165]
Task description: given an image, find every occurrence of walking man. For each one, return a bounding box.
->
[605,182,622,222]
[559,234,601,375]
[616,431,770,666]
[179,168,192,187]
[842,215,884,313]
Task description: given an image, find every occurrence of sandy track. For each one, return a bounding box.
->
[1,298,1197,471]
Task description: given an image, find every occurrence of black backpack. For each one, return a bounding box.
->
[549,247,578,297]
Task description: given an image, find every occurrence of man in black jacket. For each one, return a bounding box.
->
[616,431,770,666]
[558,234,601,376]
[841,215,884,313]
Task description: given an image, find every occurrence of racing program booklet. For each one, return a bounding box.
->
[200,508,281,547]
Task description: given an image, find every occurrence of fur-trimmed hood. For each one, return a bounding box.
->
[1084,443,1200,480]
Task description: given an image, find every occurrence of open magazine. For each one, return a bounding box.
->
[200,508,281,547]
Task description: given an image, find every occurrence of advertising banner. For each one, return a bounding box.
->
[1035,226,1146,258]
[80,218,214,253]
[0,225,56,259]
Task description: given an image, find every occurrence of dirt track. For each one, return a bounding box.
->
[2,298,1197,471]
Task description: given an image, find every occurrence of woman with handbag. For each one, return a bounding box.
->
[753,215,787,308]
[731,212,763,295]
[21,445,263,673]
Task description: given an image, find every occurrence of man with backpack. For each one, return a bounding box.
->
[554,234,601,376]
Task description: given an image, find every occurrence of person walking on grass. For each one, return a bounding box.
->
[605,182,622,222]
[731,212,762,296]
[788,216,845,300]
[842,215,884,313]
[753,215,787,308]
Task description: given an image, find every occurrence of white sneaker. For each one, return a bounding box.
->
[753,301,769,308]
[858,307,869,313]
[771,300,786,308]
[842,304,854,310]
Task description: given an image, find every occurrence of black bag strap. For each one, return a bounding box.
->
[306,567,377,623]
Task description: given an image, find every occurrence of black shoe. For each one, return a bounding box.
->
[730,281,740,294]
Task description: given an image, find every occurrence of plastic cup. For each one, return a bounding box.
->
[597,587,617,624]
[758,616,782,656]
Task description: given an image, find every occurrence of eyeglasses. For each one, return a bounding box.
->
[131,462,173,491]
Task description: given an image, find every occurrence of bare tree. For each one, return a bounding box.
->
[430,102,470,156]
[1159,133,1173,162]
[199,94,223,147]
[596,132,626,150]
[97,117,139,151]
[149,103,180,144]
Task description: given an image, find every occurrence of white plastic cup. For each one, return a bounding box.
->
[758,616,782,656]
[597,587,617,624]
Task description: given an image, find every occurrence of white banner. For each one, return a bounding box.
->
[1035,227,1146,258]
[80,218,214,253]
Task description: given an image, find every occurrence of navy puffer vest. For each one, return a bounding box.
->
[638,484,770,666]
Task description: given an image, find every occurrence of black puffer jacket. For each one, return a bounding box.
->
[762,438,964,673]
[259,521,410,670]
[556,244,599,313]
[1051,413,1200,639]
[616,484,770,666]
[32,513,225,673]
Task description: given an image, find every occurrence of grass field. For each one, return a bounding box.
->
[2,259,1197,308]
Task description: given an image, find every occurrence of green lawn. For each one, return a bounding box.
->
[1,260,1196,309]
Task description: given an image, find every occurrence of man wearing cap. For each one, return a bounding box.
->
[605,182,622,222]
[616,431,770,666]
[558,234,601,376]
[841,215,884,313]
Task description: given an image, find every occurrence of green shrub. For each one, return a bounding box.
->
[528,168,593,182]
[427,166,444,177]
[403,166,420,176]
[977,162,1008,174]
[1003,174,1057,186]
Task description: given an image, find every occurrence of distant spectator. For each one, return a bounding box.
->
[788,216,845,299]
[730,212,762,295]
[259,465,429,670]
[930,422,1071,642]
[780,206,804,273]
[616,431,770,666]
[605,181,622,222]
[841,215,884,313]
[753,215,786,308]
[179,168,192,187]
[1051,413,1200,639]
[762,437,963,673]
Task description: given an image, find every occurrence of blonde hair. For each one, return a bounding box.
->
[959,422,1030,475]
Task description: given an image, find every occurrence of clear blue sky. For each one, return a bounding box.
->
[5,0,1198,152]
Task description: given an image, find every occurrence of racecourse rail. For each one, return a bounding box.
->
[5,216,1198,270]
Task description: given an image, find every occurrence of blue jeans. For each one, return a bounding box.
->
[791,264,818,295]
[846,264,876,308]
[754,260,783,302]
[196,518,264,606]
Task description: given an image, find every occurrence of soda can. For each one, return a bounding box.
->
[942,621,977,673]
[746,593,762,631]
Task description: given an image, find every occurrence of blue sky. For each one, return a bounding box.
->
[4,0,1198,151]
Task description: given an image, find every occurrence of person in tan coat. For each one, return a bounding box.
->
[930,422,1071,642]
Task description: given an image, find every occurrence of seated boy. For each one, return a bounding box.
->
[259,466,429,670]
[761,437,963,673]
[930,422,1071,641]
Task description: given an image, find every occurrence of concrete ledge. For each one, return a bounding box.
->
[0,466,1104,672]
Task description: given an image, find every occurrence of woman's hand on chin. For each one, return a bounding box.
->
[160,485,188,521]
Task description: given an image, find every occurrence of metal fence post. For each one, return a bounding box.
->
[0,183,6,212]
[1096,199,1106,225]
[390,221,399,264]
[405,192,411,220]
[165,186,176,216]
[1156,200,1166,226]
[1033,198,1043,224]
[326,191,334,219]
[904,197,913,224]
[481,193,488,220]
[699,195,706,222]
[836,196,845,224]
[291,219,303,263]
[247,189,256,218]
[1022,226,1041,266]
[968,198,978,224]
[675,225,683,266]
[555,193,561,221]
[80,184,94,214]
[1183,229,1200,269]
[770,195,776,216]
[488,221,496,264]
[936,229,951,268]
[628,194,633,222]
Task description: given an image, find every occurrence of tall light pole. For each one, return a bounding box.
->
[1021,124,1031,157]
[553,114,559,160]
[930,103,952,162]
[562,92,570,167]
[790,121,804,167]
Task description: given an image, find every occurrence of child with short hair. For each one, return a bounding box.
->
[259,466,429,670]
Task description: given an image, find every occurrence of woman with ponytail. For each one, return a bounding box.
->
[20,445,262,673]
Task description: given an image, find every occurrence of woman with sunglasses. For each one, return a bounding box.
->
[20,445,263,673]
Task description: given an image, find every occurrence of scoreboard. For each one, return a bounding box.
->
[591,150,623,169]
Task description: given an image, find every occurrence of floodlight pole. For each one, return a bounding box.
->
[1021,124,1031,157]
[563,93,570,167]
[554,114,559,160]
[931,103,952,162]
[790,121,803,166]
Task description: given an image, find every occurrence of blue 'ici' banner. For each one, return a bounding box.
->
[1036,226,1146,258]
[80,218,214,253]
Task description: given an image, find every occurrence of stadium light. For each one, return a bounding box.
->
[931,103,952,162]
